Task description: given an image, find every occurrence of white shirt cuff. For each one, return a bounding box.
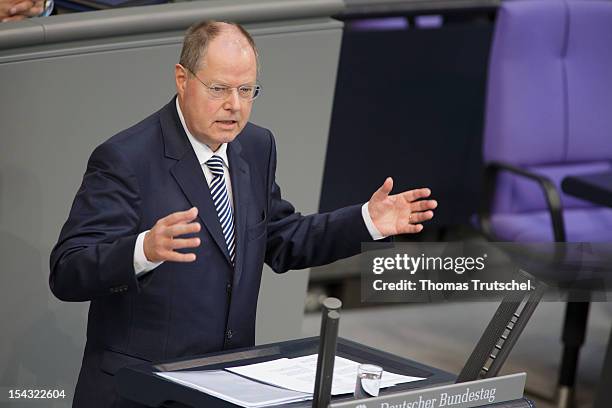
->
[361,202,387,240]
[134,230,163,276]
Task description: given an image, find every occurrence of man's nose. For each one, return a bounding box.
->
[223,88,241,110]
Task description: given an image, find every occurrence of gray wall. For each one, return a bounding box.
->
[0,3,343,405]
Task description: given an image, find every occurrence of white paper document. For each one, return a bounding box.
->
[156,370,311,408]
[227,354,425,395]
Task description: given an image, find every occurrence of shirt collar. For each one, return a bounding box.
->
[175,98,229,168]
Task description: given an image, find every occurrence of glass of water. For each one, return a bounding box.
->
[354,364,383,398]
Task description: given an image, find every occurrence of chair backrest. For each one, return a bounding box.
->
[483,0,612,214]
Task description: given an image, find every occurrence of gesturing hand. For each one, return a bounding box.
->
[143,207,201,263]
[1,0,44,22]
[368,177,437,236]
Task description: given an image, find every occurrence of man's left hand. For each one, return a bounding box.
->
[368,177,437,236]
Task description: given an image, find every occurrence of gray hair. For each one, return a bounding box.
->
[179,20,258,73]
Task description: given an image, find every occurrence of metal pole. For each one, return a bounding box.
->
[313,298,342,408]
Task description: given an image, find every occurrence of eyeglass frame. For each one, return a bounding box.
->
[183,65,261,101]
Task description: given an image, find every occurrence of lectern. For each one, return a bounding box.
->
[116,336,454,407]
[117,294,536,407]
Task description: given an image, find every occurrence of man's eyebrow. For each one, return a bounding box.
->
[209,81,257,87]
[207,81,231,87]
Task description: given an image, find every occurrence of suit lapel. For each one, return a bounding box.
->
[227,139,250,285]
[170,155,232,264]
[160,98,232,265]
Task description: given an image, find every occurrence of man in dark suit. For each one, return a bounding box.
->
[50,20,437,407]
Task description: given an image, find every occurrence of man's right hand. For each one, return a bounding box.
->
[1,0,44,22]
[143,207,201,263]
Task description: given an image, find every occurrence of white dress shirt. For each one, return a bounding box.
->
[133,99,385,275]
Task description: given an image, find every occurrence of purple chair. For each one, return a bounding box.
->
[479,1,612,407]
[347,17,409,31]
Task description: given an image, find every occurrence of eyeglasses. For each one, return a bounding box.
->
[186,67,261,101]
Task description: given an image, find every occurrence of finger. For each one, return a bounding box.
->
[165,221,201,238]
[371,177,393,201]
[2,14,27,21]
[401,222,424,234]
[159,207,198,226]
[163,250,197,262]
[8,0,33,14]
[411,199,438,212]
[20,0,43,15]
[402,188,431,203]
[23,4,43,15]
[169,237,201,250]
[409,210,434,224]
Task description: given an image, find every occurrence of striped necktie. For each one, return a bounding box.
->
[205,155,236,264]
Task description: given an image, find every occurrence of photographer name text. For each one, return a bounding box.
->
[372,279,533,292]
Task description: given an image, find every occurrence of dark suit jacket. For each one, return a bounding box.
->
[49,98,372,407]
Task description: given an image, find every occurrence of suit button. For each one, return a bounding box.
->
[226,329,233,340]
[226,282,232,293]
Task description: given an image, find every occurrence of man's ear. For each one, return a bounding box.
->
[175,64,187,98]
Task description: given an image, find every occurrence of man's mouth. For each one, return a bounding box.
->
[214,120,239,130]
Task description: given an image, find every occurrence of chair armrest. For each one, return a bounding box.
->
[479,161,566,242]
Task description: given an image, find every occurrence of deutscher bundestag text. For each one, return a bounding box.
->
[380,386,496,408]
